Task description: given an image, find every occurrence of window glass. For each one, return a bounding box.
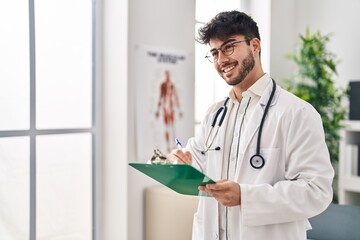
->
[195,23,231,124]
[0,137,30,239]
[196,0,240,23]
[35,0,92,129]
[36,133,92,239]
[195,1,240,128]
[0,1,30,130]
[195,23,216,122]
[0,1,96,239]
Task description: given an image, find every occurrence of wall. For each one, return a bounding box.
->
[271,0,360,88]
[269,0,297,83]
[102,0,128,239]
[128,1,195,239]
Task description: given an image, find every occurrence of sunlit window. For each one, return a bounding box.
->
[0,1,30,130]
[0,1,97,239]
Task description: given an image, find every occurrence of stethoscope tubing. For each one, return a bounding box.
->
[255,79,277,155]
[204,98,230,151]
[203,79,277,169]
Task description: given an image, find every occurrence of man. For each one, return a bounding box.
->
[168,11,334,240]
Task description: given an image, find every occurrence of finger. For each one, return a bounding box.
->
[184,151,192,160]
[206,182,223,190]
[167,153,183,163]
[205,184,217,191]
[171,150,192,164]
[198,186,213,197]
[182,151,192,164]
[216,179,227,184]
[170,149,184,156]
[168,149,186,163]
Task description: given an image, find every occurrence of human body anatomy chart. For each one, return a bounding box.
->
[135,45,193,162]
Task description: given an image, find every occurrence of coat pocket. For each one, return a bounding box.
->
[192,212,204,240]
[243,147,282,184]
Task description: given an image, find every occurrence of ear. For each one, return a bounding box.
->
[251,38,261,54]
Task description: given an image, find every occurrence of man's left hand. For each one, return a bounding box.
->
[198,180,241,206]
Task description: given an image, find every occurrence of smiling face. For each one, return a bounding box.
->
[209,36,259,87]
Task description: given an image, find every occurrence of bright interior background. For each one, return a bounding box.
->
[1,0,360,239]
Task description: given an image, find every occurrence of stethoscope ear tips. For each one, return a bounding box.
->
[250,154,265,169]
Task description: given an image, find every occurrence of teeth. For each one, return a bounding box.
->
[223,64,235,73]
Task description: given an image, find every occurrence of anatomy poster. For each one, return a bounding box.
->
[135,45,193,162]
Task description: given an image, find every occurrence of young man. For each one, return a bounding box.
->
[168,11,334,240]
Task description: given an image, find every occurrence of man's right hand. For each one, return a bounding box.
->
[167,149,192,165]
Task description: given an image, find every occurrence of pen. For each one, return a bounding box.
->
[175,138,183,150]
[174,138,202,170]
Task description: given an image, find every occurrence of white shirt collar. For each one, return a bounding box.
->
[228,73,271,103]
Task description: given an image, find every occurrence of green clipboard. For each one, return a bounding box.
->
[129,163,215,196]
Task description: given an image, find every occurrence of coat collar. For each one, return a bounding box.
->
[240,77,280,155]
[228,73,272,105]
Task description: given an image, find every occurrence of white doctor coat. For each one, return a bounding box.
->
[186,79,334,240]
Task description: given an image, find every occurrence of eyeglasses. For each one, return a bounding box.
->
[205,39,250,63]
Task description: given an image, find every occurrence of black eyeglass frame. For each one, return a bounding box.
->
[205,39,250,63]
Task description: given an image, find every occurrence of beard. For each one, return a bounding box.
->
[226,49,255,86]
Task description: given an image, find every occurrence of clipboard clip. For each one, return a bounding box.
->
[147,149,171,164]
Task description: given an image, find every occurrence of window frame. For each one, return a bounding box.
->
[0,0,101,239]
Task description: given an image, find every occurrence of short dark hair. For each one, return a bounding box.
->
[197,11,260,45]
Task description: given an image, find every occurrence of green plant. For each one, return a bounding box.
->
[286,28,347,163]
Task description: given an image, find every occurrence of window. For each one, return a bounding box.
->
[0,0,99,239]
[195,0,241,132]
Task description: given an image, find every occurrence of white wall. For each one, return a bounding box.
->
[102,0,195,238]
[102,0,128,239]
[128,1,195,240]
[271,0,360,88]
[270,0,297,83]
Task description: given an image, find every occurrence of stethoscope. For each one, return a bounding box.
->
[201,79,277,169]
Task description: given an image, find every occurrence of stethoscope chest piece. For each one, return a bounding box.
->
[250,154,265,169]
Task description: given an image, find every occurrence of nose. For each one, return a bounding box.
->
[215,50,228,64]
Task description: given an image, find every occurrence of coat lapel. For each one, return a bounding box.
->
[240,82,280,155]
[210,99,232,180]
